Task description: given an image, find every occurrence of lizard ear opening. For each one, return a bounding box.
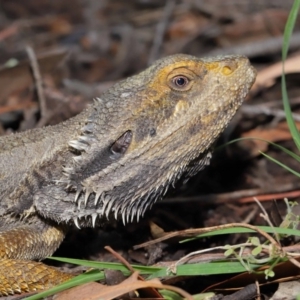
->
[110,130,133,158]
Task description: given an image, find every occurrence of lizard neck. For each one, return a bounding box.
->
[0,108,90,196]
[0,108,89,152]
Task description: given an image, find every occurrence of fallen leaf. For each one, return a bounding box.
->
[252,53,300,93]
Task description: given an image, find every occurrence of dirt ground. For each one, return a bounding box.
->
[1,1,300,299]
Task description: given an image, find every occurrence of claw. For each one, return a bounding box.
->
[73,217,81,229]
[93,97,103,104]
[75,189,82,203]
[84,191,91,207]
[91,213,97,227]
[73,156,82,164]
[94,192,101,206]
[68,140,89,151]
[122,211,126,225]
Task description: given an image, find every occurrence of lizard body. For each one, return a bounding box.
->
[0,54,256,295]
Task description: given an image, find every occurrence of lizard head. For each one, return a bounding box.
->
[49,54,256,227]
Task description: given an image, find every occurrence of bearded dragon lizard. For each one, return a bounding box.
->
[0,54,256,296]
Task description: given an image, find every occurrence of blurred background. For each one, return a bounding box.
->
[1,1,300,293]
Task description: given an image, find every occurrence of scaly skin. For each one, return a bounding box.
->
[0,54,256,295]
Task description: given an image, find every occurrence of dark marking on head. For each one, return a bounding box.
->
[69,131,132,184]
[149,128,156,137]
[188,121,203,136]
[135,117,158,142]
[110,130,132,159]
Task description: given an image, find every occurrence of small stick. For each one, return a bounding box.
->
[148,0,175,65]
[26,46,47,121]
[104,246,135,274]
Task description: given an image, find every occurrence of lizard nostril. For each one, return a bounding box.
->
[221,61,238,76]
[222,65,233,75]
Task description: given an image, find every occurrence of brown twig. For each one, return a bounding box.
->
[104,246,135,274]
[154,244,300,267]
[148,0,175,65]
[208,31,300,58]
[134,222,280,250]
[162,182,300,205]
[104,246,163,298]
[221,283,257,300]
[26,46,47,125]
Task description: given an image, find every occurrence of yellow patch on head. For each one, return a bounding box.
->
[204,62,219,70]
[149,60,204,90]
[222,66,234,75]
[174,100,189,116]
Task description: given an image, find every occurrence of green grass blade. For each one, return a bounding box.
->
[48,257,163,274]
[148,261,263,279]
[260,151,300,178]
[259,140,300,162]
[29,222,300,299]
[24,270,104,300]
[218,137,300,163]
[182,225,300,242]
[282,0,300,151]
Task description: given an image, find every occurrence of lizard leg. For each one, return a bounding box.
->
[0,259,73,296]
[0,219,74,296]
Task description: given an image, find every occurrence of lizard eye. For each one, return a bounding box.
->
[173,76,188,87]
[169,75,192,91]
[110,130,132,158]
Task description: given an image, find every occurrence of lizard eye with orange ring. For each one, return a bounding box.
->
[173,75,189,87]
[168,74,192,91]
